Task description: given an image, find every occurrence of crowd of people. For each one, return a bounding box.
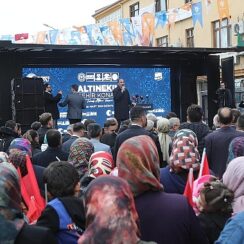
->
[1,103,244,243]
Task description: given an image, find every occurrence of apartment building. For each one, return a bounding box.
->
[93,0,244,104]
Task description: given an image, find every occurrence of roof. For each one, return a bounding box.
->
[93,0,122,17]
[0,41,241,66]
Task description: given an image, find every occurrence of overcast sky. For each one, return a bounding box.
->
[0,0,117,35]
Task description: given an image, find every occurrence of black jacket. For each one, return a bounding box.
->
[32,147,69,168]
[198,212,231,244]
[112,86,131,121]
[0,126,19,152]
[44,92,62,119]
[114,125,163,165]
[36,196,85,234]
[15,223,57,244]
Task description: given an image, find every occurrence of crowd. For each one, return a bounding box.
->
[0,104,244,243]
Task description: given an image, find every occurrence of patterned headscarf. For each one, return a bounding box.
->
[8,149,28,177]
[0,152,9,163]
[227,137,244,164]
[88,151,115,179]
[68,137,94,178]
[223,157,244,214]
[0,163,24,244]
[117,135,163,197]
[78,176,140,244]
[8,138,32,157]
[170,129,200,172]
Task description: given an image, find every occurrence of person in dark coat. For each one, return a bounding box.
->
[113,106,163,165]
[216,82,233,108]
[205,107,244,178]
[112,78,131,128]
[33,129,69,168]
[117,135,208,244]
[59,84,86,124]
[0,120,19,152]
[44,83,62,128]
[0,163,57,244]
[180,104,210,156]
[36,161,85,243]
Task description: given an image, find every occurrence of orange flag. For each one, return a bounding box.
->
[183,168,194,207]
[141,12,155,46]
[108,21,123,46]
[217,0,230,20]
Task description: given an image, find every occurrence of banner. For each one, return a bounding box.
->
[217,0,230,20]
[108,21,123,45]
[192,2,203,27]
[99,25,117,45]
[131,16,143,46]
[86,24,105,45]
[119,18,135,46]
[48,29,59,44]
[141,12,155,46]
[155,11,167,29]
[168,9,178,26]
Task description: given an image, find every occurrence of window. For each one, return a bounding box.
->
[213,18,231,48]
[156,36,168,47]
[186,28,194,47]
[155,0,167,12]
[185,0,192,3]
[130,2,139,17]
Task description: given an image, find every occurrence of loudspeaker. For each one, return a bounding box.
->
[11,78,45,131]
[13,77,44,95]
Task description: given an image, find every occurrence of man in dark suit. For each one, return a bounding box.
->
[205,107,244,178]
[114,106,163,165]
[44,83,62,128]
[33,129,69,168]
[112,79,131,128]
[62,122,85,153]
[59,84,86,124]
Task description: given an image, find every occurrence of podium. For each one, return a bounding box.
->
[136,103,153,110]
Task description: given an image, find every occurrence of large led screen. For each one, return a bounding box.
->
[23,67,171,131]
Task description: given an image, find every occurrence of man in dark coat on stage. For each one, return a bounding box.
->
[112,78,131,128]
[44,83,62,128]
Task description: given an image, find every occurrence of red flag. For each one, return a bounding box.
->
[18,155,45,223]
[198,148,210,178]
[14,33,29,41]
[184,168,194,207]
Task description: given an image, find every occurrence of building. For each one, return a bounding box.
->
[93,0,244,107]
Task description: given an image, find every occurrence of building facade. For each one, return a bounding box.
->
[93,0,244,106]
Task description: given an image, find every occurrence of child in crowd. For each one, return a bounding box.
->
[36,161,85,244]
[196,180,234,244]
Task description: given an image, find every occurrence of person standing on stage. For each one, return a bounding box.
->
[216,82,233,108]
[44,83,62,128]
[59,84,86,124]
[112,78,131,128]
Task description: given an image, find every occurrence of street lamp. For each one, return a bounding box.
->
[43,23,57,30]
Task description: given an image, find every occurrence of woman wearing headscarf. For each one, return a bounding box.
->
[0,163,57,244]
[68,137,94,178]
[117,135,207,244]
[80,151,115,193]
[160,129,201,194]
[223,156,244,214]
[78,175,155,244]
[227,136,244,164]
[157,117,172,166]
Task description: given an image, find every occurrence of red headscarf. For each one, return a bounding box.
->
[78,176,140,244]
[117,135,163,197]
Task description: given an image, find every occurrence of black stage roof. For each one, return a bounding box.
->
[0,40,241,66]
